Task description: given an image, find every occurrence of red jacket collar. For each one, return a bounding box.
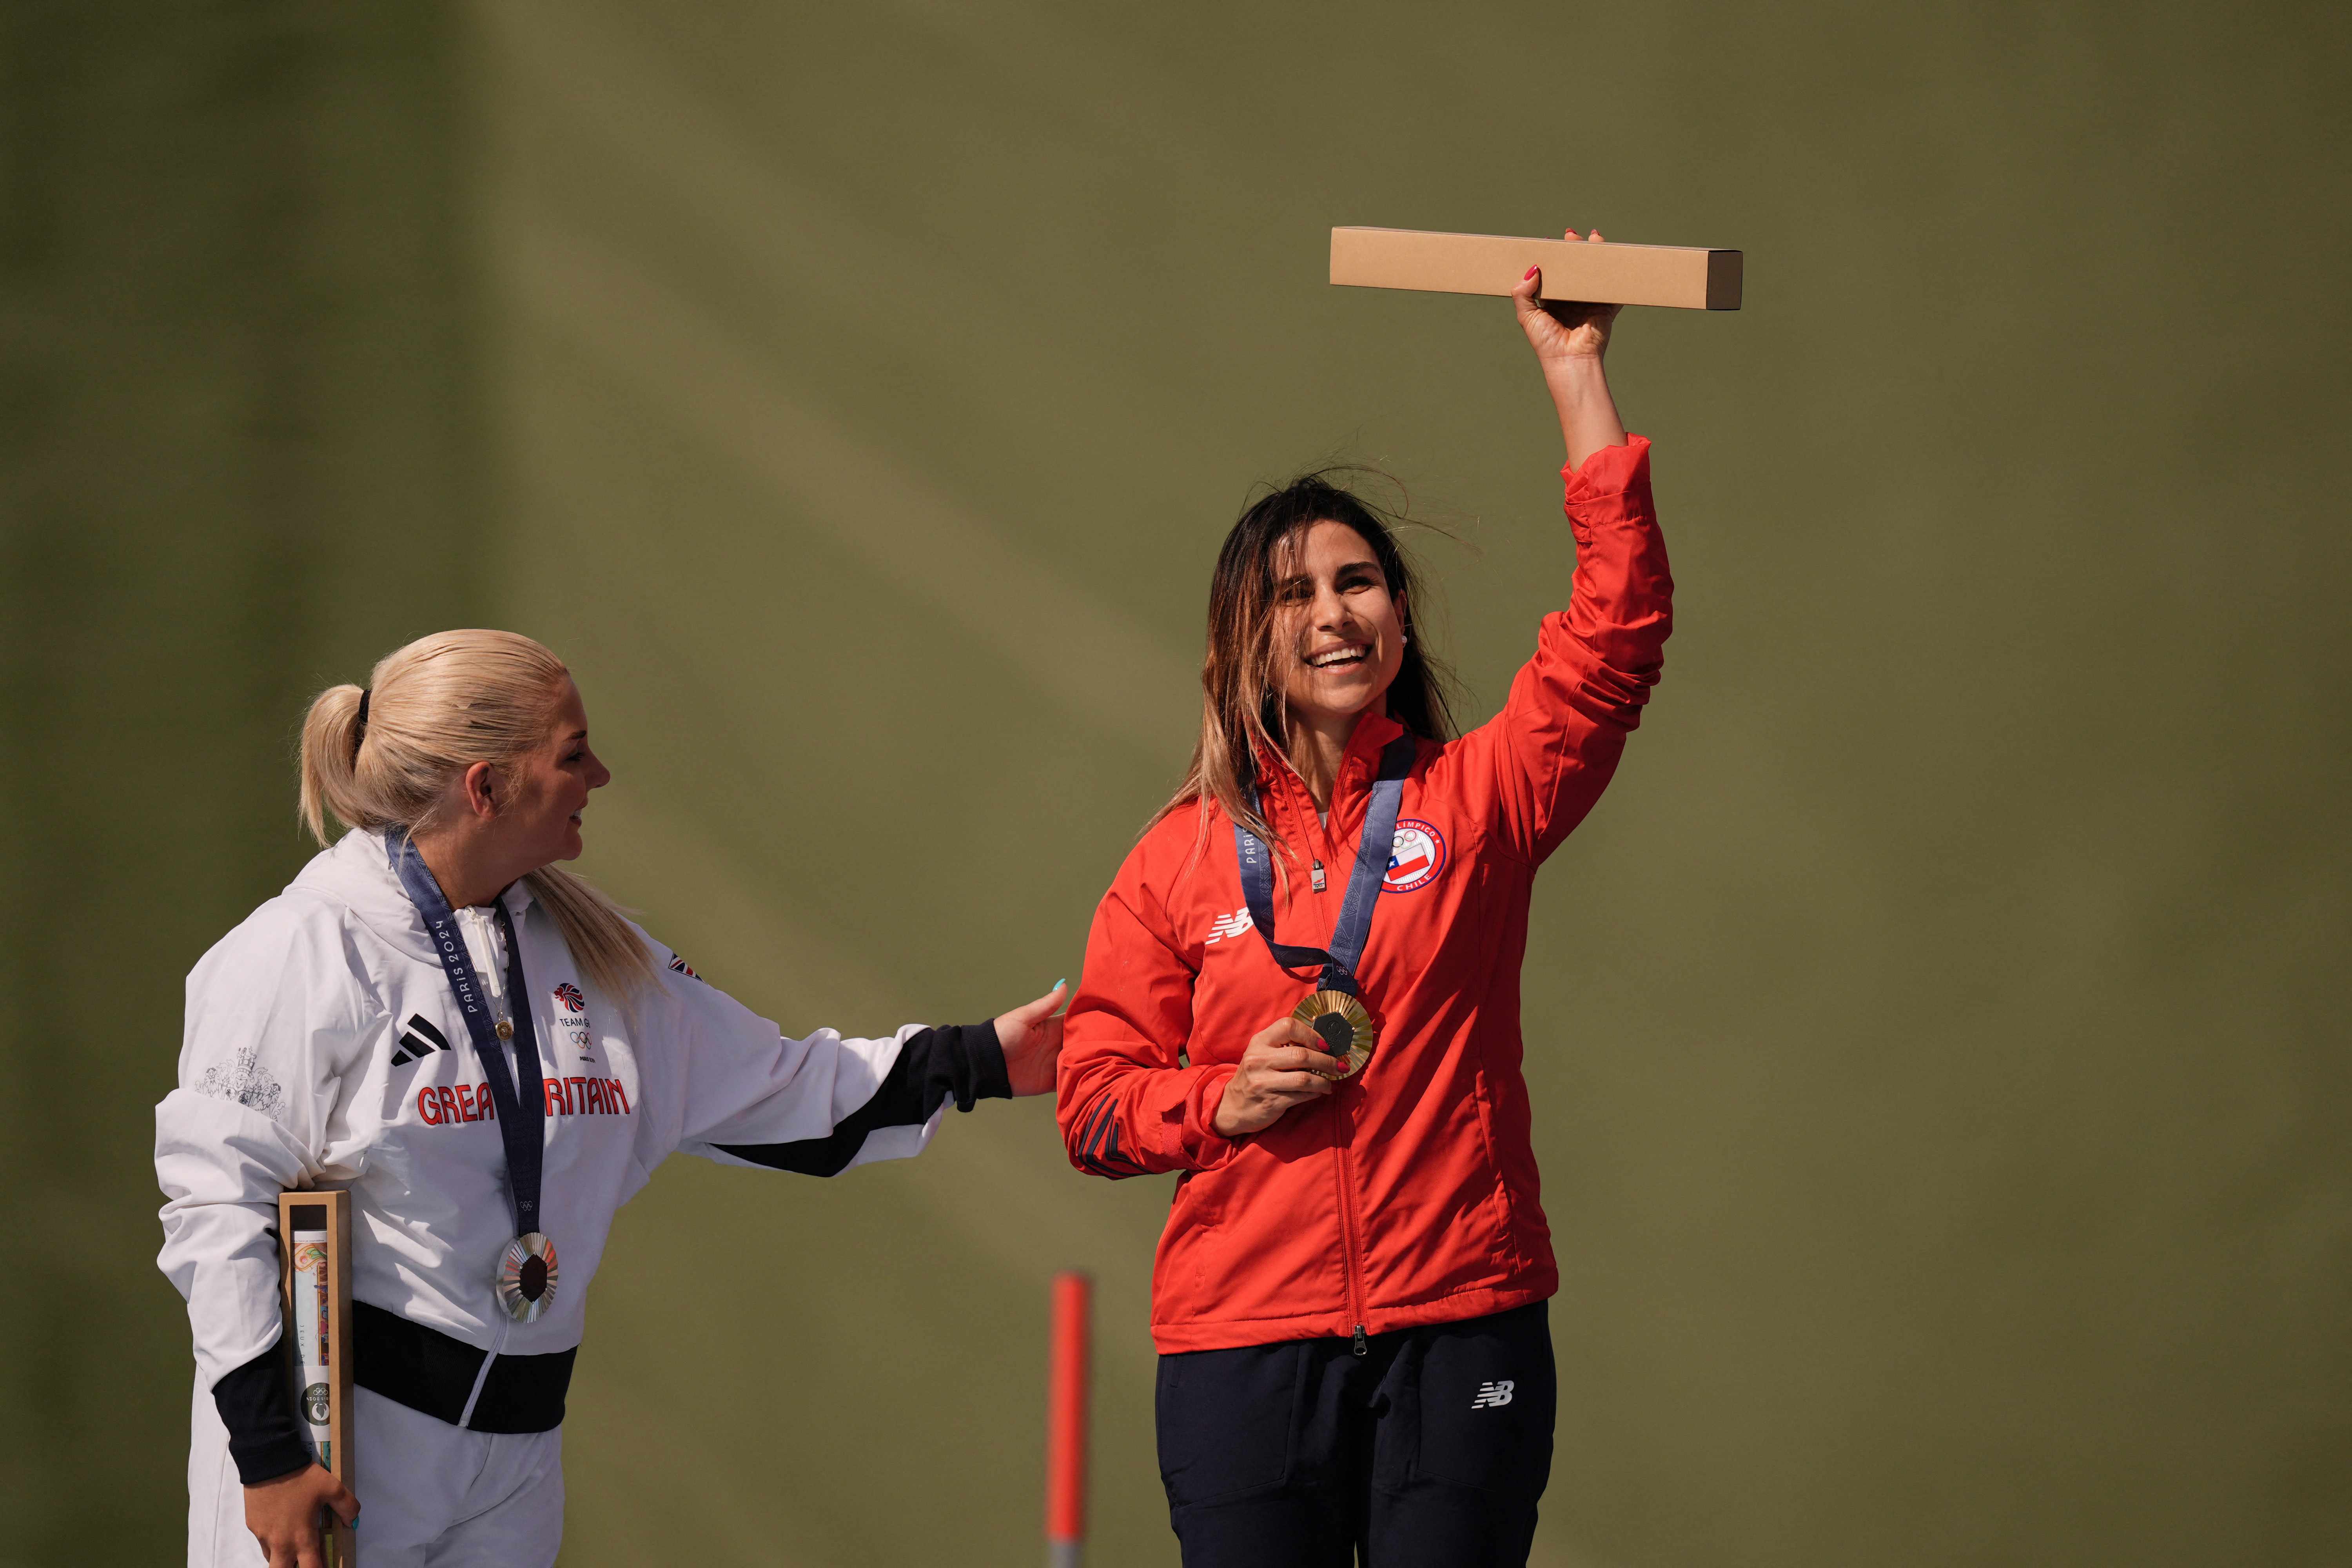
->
[1252,708,1409,822]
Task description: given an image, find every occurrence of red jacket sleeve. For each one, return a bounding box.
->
[1056,838,1242,1179]
[1460,435,1672,864]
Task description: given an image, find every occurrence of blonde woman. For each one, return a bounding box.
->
[156,629,1065,1568]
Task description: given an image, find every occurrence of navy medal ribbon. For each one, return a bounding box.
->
[1234,734,1417,1077]
[390,834,560,1320]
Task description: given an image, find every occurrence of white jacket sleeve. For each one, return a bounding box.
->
[646,951,1010,1177]
[155,897,379,1389]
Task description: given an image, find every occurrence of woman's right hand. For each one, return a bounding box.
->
[995,979,1069,1098]
[244,1463,358,1568]
[1211,1017,1346,1137]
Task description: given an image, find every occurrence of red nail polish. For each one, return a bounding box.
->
[1523,265,1538,280]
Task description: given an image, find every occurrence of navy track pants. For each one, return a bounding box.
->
[1154,1301,1556,1567]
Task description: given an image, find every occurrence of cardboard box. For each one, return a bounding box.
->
[279,1189,357,1566]
[1330,227,1742,310]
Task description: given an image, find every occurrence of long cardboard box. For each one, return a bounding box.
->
[1330,227,1742,311]
[279,1189,357,1566]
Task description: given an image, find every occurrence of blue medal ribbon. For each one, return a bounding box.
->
[1234,734,1418,997]
[390,835,548,1244]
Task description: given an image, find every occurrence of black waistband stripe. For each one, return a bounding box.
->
[351,1301,576,1433]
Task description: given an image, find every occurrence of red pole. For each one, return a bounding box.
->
[1046,1271,1091,1568]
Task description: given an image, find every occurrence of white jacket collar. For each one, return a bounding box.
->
[289,828,537,965]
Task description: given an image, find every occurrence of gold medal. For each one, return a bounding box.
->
[1292,990,1376,1080]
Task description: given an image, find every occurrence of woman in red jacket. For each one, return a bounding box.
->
[1057,233,1673,1567]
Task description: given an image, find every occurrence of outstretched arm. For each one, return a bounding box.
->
[1512,228,1627,468]
[664,961,1063,1178]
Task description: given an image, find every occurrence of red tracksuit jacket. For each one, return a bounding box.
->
[1058,436,1671,1354]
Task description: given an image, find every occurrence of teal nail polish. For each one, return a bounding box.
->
[1054,978,1067,990]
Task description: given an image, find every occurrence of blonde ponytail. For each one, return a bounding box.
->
[296,630,657,1003]
[299,683,372,851]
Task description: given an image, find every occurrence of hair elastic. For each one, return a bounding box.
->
[354,689,371,755]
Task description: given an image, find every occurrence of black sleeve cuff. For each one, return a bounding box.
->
[928,1019,1013,1109]
[212,1341,313,1485]
[713,1021,1011,1176]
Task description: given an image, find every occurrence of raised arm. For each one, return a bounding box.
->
[1512,228,1627,468]
[1456,230,1673,863]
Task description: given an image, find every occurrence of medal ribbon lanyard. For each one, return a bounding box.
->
[390,835,547,1240]
[1234,735,1417,997]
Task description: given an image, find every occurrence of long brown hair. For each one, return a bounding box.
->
[298,630,658,1004]
[1153,470,1459,855]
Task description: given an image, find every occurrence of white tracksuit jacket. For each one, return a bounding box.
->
[156,827,1006,1549]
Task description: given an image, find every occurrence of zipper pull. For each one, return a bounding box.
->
[1312,859,1327,893]
[1351,1324,1368,1357]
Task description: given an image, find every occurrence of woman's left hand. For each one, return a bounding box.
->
[994,980,1069,1097]
[1512,229,1624,368]
[1515,227,1629,469]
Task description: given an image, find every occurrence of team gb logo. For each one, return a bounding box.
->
[1383,820,1447,893]
[553,983,585,1013]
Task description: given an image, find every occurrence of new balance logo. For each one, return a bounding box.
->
[1470,1380,1515,1410]
[1205,908,1253,945]
[389,1014,453,1067]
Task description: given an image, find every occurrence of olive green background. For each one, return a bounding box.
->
[4,2,2347,1563]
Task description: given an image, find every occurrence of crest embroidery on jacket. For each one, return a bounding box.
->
[196,1045,287,1120]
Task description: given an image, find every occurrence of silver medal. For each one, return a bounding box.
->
[495,1231,559,1321]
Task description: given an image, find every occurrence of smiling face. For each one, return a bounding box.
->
[1270,519,1408,735]
[494,677,610,869]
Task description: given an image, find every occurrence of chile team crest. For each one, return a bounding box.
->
[1383,819,1447,893]
[552,983,585,1013]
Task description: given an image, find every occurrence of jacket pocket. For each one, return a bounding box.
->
[1468,1064,1528,1276]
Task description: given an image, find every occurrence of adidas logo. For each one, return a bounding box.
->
[1470,1379,1515,1410]
[389,1013,454,1067]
